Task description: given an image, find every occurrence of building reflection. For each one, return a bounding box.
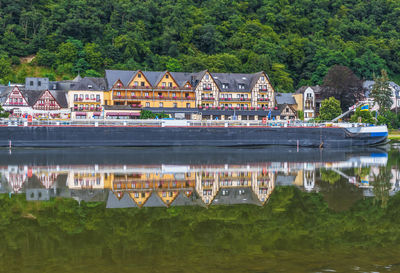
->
[0,152,396,207]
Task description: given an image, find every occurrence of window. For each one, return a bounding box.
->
[159,102,163,107]
[96,95,100,102]
[205,74,209,80]
[88,85,93,89]
[173,103,177,107]
[74,94,78,101]
[85,94,89,100]
[162,82,166,87]
[166,74,169,79]
[286,108,289,113]
[145,92,149,96]
[134,81,138,86]
[90,94,94,99]
[138,73,142,78]
[141,81,145,86]
[168,82,172,87]
[237,94,240,98]
[172,92,176,97]
[30,81,33,86]
[186,103,190,108]
[38,81,41,86]
[238,84,244,89]
[260,76,265,81]
[222,83,228,89]
[146,102,150,107]
[185,93,189,97]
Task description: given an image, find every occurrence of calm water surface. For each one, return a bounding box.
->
[1,145,400,273]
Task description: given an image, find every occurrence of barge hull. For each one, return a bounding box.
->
[0,126,388,148]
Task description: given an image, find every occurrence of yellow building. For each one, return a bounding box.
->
[105,69,277,120]
[68,77,107,119]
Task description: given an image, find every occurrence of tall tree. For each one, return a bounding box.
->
[321,65,364,111]
[371,69,393,113]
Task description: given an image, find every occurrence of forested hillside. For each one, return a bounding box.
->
[1,0,400,91]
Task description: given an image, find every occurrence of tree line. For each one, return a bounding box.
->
[1,0,400,91]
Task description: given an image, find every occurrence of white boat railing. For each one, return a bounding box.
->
[0,118,372,128]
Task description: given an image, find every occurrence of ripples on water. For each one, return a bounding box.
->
[1,146,400,273]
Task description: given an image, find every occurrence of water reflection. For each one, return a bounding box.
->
[0,147,395,208]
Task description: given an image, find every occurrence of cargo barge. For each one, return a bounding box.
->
[0,120,388,148]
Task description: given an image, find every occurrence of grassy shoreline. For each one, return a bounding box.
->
[389,129,400,140]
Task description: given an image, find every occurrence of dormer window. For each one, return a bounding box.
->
[238,84,244,89]
[88,85,93,89]
[222,83,228,89]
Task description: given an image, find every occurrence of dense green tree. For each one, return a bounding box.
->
[0,57,12,84]
[2,0,400,87]
[319,97,342,121]
[321,65,364,110]
[371,69,393,113]
[350,107,375,124]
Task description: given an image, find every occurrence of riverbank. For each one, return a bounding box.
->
[389,129,400,140]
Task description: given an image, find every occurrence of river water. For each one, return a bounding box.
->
[1,145,400,273]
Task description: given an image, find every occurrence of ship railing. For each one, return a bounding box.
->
[0,118,370,128]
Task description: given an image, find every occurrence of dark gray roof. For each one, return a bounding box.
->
[71,189,107,203]
[49,81,76,91]
[142,71,165,87]
[142,192,167,207]
[105,70,137,89]
[275,93,296,105]
[170,72,193,87]
[20,89,43,106]
[212,188,262,206]
[0,85,8,95]
[213,73,254,92]
[70,77,106,91]
[106,191,137,208]
[363,80,400,98]
[50,90,68,108]
[170,191,198,206]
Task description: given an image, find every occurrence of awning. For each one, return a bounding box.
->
[75,112,87,116]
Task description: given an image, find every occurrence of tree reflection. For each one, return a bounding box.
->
[372,167,392,208]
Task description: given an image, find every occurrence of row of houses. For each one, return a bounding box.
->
[2,70,400,121]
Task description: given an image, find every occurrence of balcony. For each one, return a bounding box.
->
[220,97,251,102]
[112,95,193,100]
[202,97,215,101]
[74,98,100,103]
